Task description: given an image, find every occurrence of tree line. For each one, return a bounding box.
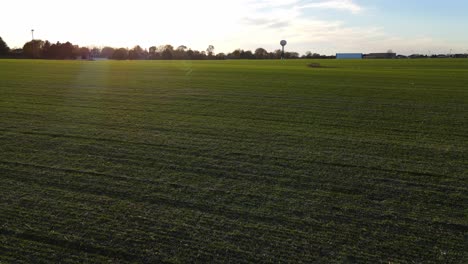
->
[0,37,336,60]
[3,37,467,60]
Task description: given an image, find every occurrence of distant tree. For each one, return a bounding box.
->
[192,50,202,60]
[79,47,90,59]
[128,45,144,60]
[0,37,9,56]
[148,46,160,59]
[39,41,74,59]
[72,45,81,59]
[186,49,194,59]
[23,40,45,58]
[161,45,174,60]
[58,42,75,59]
[90,47,101,58]
[174,45,187,59]
[273,49,282,59]
[240,50,254,59]
[229,49,242,59]
[161,49,172,59]
[48,42,61,59]
[285,52,299,59]
[160,45,174,52]
[101,47,115,58]
[303,52,321,58]
[42,41,52,58]
[135,45,144,58]
[188,50,206,60]
[215,53,226,60]
[142,48,149,60]
[111,48,128,60]
[9,48,23,58]
[206,45,215,57]
[254,48,268,59]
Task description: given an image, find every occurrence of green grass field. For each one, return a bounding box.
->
[0,59,467,263]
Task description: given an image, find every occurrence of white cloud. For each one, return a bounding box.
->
[245,0,363,13]
[231,0,464,55]
[300,0,363,14]
[228,0,376,53]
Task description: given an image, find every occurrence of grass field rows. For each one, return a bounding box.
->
[0,59,467,263]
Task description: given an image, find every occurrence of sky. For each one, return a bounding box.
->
[1,0,467,55]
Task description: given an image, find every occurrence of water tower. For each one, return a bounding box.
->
[280,40,287,59]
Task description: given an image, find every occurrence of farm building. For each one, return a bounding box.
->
[336,53,363,59]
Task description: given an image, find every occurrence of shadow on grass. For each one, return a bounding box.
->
[307,63,338,68]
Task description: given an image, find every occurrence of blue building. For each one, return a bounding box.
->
[336,53,363,59]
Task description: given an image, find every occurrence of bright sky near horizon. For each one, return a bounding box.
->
[1,0,467,55]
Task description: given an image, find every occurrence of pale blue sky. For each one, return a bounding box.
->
[1,0,467,55]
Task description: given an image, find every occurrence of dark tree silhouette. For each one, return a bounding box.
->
[273,49,282,59]
[129,45,145,60]
[161,45,174,60]
[186,49,194,59]
[42,41,51,58]
[174,45,187,59]
[216,53,226,60]
[79,47,90,59]
[58,42,74,59]
[304,51,313,58]
[284,51,299,59]
[23,40,45,58]
[0,37,9,56]
[48,42,61,59]
[254,48,268,59]
[101,47,115,59]
[177,45,187,51]
[111,48,128,60]
[34,41,76,59]
[148,46,159,59]
[240,50,254,59]
[229,49,242,59]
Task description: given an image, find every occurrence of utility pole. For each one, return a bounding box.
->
[31,29,35,58]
